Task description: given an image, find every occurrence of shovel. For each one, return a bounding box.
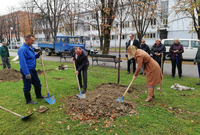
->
[0,106,35,120]
[116,77,135,102]
[73,60,86,99]
[160,53,164,96]
[40,55,56,104]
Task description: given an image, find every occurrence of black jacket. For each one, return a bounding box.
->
[151,43,166,62]
[140,44,150,54]
[126,39,140,53]
[70,47,89,72]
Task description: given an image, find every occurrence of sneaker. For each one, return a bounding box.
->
[127,71,130,74]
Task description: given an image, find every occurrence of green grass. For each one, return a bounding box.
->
[0,57,200,134]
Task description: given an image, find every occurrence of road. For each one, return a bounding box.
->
[10,51,199,78]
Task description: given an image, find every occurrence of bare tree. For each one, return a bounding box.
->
[116,0,130,85]
[33,0,70,39]
[129,0,158,45]
[173,0,200,39]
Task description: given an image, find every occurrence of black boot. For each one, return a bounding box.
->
[24,92,37,104]
[35,87,46,99]
[82,88,86,94]
[196,80,200,85]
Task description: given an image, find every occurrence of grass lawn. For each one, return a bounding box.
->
[0,57,200,135]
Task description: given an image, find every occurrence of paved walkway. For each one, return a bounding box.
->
[9,51,199,78]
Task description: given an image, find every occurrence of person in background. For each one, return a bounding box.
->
[126,34,139,74]
[169,38,184,79]
[70,47,89,94]
[0,42,11,69]
[151,38,166,73]
[140,39,150,74]
[18,34,45,104]
[127,45,163,102]
[194,42,200,84]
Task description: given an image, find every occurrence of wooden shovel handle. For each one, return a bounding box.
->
[73,61,81,91]
[40,55,49,93]
[160,53,163,96]
[0,106,22,118]
[123,77,135,97]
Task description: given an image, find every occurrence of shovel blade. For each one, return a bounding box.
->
[116,98,123,102]
[77,94,87,99]
[44,95,56,104]
[21,112,35,120]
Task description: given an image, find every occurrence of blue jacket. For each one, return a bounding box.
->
[18,43,39,75]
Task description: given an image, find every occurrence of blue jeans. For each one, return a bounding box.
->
[20,69,41,92]
[1,57,11,69]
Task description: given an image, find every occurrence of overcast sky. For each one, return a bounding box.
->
[0,0,21,15]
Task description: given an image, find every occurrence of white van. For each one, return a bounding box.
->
[161,39,200,60]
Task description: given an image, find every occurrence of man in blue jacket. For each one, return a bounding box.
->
[18,34,45,104]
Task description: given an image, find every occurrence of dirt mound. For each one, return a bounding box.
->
[64,83,140,125]
[0,68,54,82]
[0,68,22,82]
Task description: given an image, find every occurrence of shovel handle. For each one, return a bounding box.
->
[123,77,135,97]
[40,55,50,93]
[0,106,22,118]
[73,61,81,91]
[160,53,163,96]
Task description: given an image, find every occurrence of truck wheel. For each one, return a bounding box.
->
[165,52,170,60]
[45,49,52,56]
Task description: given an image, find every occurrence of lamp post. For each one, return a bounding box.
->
[9,27,13,49]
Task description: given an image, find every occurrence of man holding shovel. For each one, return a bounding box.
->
[18,34,45,104]
[70,47,89,94]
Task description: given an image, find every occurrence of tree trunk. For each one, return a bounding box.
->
[100,35,103,50]
[102,28,111,54]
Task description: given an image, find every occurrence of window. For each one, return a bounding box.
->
[179,40,189,47]
[122,35,127,39]
[164,40,174,47]
[151,18,156,25]
[56,37,60,43]
[124,21,129,28]
[191,41,200,48]
[84,25,90,31]
[112,35,118,40]
[61,37,66,43]
[67,37,82,44]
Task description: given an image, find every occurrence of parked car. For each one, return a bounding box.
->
[161,39,200,61]
[32,44,40,52]
[85,45,98,55]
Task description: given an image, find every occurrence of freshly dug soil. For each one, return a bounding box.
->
[0,69,22,82]
[64,83,142,124]
[0,69,53,82]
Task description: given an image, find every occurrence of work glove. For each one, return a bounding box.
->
[38,51,42,56]
[26,74,31,80]
[194,59,196,65]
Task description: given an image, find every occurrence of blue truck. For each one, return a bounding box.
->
[38,36,85,56]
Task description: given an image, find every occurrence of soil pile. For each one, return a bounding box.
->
[0,68,22,82]
[0,69,54,82]
[64,83,140,124]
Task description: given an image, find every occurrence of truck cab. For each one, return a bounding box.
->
[39,36,85,56]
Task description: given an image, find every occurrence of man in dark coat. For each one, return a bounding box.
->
[70,47,89,94]
[140,39,150,74]
[126,34,139,74]
[0,42,11,69]
[151,38,166,73]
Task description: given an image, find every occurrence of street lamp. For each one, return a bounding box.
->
[10,27,13,49]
